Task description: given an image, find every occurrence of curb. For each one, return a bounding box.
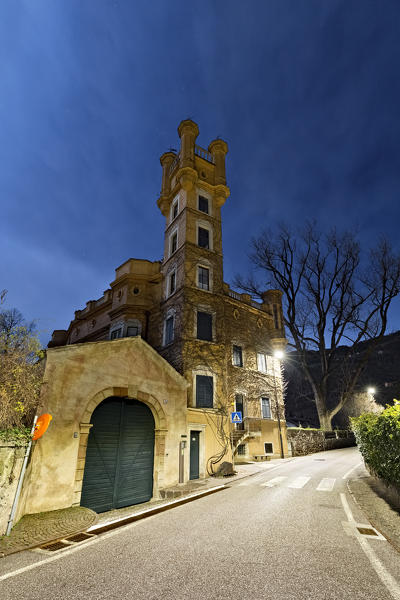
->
[346,477,400,555]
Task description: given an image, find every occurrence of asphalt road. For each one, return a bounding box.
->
[1,447,399,600]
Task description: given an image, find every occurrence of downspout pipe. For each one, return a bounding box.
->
[6,415,38,536]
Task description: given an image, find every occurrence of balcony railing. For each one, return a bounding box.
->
[195,144,215,164]
[228,290,242,301]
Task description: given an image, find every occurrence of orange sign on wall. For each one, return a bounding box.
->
[32,414,52,441]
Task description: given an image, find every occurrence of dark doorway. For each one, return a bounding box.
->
[189,430,200,480]
[80,398,155,513]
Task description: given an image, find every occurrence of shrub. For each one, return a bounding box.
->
[351,402,400,488]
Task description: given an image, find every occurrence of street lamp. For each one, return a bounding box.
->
[273,349,285,458]
[367,387,376,395]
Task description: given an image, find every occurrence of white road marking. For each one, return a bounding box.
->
[340,492,355,522]
[288,476,311,489]
[342,461,363,479]
[261,476,287,487]
[316,478,336,492]
[340,493,400,600]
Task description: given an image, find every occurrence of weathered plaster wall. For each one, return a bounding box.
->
[18,337,188,520]
[0,442,27,535]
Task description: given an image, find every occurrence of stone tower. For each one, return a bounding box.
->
[155,119,230,376]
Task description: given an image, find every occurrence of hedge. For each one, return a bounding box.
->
[351,401,400,488]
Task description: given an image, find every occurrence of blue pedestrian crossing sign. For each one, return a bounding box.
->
[231,411,242,424]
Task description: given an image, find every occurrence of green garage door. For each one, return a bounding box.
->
[80,398,155,513]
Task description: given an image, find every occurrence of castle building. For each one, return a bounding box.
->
[19,120,288,519]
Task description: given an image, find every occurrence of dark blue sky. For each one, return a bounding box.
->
[1,0,400,346]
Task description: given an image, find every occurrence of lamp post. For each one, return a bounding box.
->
[273,350,285,459]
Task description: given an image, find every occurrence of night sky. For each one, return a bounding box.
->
[1,0,400,347]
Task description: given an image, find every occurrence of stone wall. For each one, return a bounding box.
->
[0,441,28,535]
[287,429,355,456]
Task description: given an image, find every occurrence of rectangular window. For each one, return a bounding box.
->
[237,444,246,456]
[264,442,273,454]
[257,353,267,373]
[198,195,209,214]
[169,271,176,295]
[110,329,122,339]
[196,374,213,408]
[170,232,177,255]
[165,316,174,345]
[197,311,212,341]
[232,345,243,367]
[198,227,209,249]
[198,266,209,290]
[172,202,178,220]
[126,326,139,337]
[261,397,271,419]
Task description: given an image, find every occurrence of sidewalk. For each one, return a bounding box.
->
[0,459,283,557]
[347,464,400,553]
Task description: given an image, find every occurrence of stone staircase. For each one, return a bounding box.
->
[231,420,262,456]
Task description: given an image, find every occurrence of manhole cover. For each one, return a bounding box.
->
[357,527,378,536]
[65,532,93,543]
[40,541,70,552]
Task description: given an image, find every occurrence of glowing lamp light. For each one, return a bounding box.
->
[367,387,376,395]
[274,350,284,359]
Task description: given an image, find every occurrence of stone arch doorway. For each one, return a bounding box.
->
[80,397,155,513]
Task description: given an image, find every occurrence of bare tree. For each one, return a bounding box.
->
[237,223,400,430]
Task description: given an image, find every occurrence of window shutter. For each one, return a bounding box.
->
[197,312,212,341]
[196,375,213,408]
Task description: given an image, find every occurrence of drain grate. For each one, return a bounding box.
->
[357,527,378,536]
[65,532,93,543]
[40,541,71,552]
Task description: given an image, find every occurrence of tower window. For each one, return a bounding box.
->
[168,271,176,295]
[232,345,243,367]
[172,202,178,220]
[198,266,210,290]
[257,353,267,373]
[196,375,213,408]
[170,232,178,255]
[197,311,212,341]
[198,195,209,214]
[126,325,139,337]
[110,328,122,340]
[164,315,174,345]
[198,227,209,249]
[261,397,271,419]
